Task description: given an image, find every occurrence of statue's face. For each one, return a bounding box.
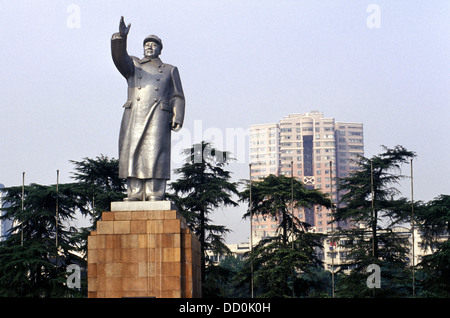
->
[144,41,162,59]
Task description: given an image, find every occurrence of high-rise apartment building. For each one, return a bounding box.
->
[249,111,364,243]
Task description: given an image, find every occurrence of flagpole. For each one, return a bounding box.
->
[330,161,335,298]
[249,163,254,298]
[291,161,294,250]
[291,161,295,297]
[56,170,59,249]
[370,160,376,298]
[411,159,415,297]
[370,160,375,259]
[21,172,25,246]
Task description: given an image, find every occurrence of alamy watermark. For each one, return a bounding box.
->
[66,4,81,29]
[66,264,81,289]
[171,120,250,165]
[366,4,381,29]
[366,264,381,289]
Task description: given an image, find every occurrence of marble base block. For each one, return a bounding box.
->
[87,203,201,298]
[111,200,178,212]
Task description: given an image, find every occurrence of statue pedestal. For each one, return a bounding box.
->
[87,202,202,298]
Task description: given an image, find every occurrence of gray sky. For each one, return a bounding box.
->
[1,1,449,243]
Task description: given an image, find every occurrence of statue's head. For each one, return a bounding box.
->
[143,35,163,59]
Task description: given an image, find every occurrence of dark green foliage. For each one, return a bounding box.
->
[0,183,84,297]
[416,195,450,249]
[295,267,333,298]
[70,155,126,225]
[202,256,250,298]
[241,174,331,245]
[0,155,124,297]
[68,155,126,262]
[168,141,240,289]
[337,145,416,231]
[334,145,417,297]
[203,262,235,298]
[416,195,450,297]
[0,148,448,298]
[418,240,450,297]
[239,174,331,297]
[247,234,326,297]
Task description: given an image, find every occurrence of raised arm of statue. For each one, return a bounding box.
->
[119,16,131,38]
[111,16,134,79]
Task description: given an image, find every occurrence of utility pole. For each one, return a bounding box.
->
[291,161,295,297]
[291,161,294,249]
[21,172,25,246]
[370,160,375,259]
[330,161,335,298]
[249,163,254,298]
[56,170,59,249]
[411,159,415,297]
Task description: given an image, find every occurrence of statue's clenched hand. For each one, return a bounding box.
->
[119,16,131,37]
[172,122,182,132]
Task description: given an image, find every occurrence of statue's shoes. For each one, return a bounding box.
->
[145,196,163,201]
[123,197,141,201]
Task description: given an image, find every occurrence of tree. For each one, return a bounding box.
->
[418,240,450,297]
[70,155,126,226]
[66,155,126,296]
[334,145,416,297]
[416,195,450,250]
[416,195,450,297]
[336,145,416,258]
[246,234,327,297]
[239,174,332,297]
[167,141,240,287]
[202,259,237,298]
[0,155,126,297]
[241,174,331,244]
[0,183,84,297]
[68,155,126,259]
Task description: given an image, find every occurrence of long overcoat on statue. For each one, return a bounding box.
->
[111,32,185,180]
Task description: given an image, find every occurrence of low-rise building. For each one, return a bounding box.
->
[0,183,13,241]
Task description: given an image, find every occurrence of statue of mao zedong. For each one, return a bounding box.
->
[111,17,185,201]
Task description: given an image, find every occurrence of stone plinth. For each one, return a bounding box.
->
[87,204,201,298]
[110,201,178,212]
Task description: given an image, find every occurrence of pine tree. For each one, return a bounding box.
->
[0,156,125,297]
[70,154,126,226]
[0,183,84,297]
[416,195,450,297]
[167,141,240,287]
[239,174,332,297]
[241,174,331,244]
[334,145,416,297]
